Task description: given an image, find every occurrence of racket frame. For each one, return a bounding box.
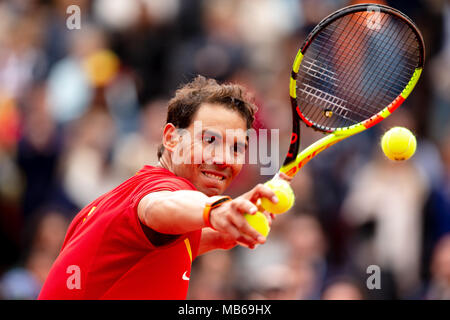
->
[280,3,425,178]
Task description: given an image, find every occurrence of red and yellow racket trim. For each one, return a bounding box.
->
[283,48,423,178]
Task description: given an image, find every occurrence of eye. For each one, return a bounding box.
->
[233,144,246,154]
[203,135,216,144]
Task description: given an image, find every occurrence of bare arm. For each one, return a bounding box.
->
[138,190,211,235]
[137,185,278,249]
[197,229,239,255]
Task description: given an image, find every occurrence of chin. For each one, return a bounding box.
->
[196,183,226,196]
[201,187,222,197]
[194,178,229,196]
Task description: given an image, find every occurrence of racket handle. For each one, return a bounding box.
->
[273,172,293,183]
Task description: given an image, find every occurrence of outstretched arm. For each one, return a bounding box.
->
[137,184,277,249]
[197,228,238,255]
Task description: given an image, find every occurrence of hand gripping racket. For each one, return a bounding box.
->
[279,3,425,179]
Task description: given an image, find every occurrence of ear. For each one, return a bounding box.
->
[162,123,180,153]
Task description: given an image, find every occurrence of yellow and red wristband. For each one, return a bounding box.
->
[203,196,232,230]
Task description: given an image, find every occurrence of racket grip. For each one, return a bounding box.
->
[274,172,293,182]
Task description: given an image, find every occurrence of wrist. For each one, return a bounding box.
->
[203,196,232,230]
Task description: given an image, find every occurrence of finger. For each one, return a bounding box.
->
[230,199,266,243]
[236,241,255,249]
[256,201,265,213]
[214,214,241,240]
[237,234,260,248]
[261,210,273,227]
[244,183,278,204]
[230,213,261,240]
[222,224,241,241]
[232,198,258,215]
[232,212,266,244]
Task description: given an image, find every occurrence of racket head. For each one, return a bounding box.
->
[283,3,425,170]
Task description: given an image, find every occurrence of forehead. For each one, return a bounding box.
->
[191,103,247,132]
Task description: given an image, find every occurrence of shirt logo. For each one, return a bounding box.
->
[182,271,190,281]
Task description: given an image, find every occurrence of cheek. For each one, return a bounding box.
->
[230,164,243,179]
[176,140,199,163]
[191,140,206,162]
[175,163,201,183]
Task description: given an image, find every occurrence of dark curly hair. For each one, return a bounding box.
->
[157,75,257,159]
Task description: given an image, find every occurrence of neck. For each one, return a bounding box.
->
[157,153,173,173]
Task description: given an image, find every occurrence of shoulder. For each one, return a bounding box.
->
[135,165,196,192]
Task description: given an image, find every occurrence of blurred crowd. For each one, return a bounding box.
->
[0,0,449,300]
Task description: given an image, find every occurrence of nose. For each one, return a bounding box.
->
[210,145,236,167]
[213,161,228,169]
[210,153,227,167]
[207,150,234,171]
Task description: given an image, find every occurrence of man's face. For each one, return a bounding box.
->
[169,103,248,196]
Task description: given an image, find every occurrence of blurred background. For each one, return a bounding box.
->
[0,0,449,300]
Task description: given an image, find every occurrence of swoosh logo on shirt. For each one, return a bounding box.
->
[182,271,190,281]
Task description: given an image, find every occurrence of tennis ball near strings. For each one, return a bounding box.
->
[260,178,295,214]
[381,127,417,161]
[244,211,270,237]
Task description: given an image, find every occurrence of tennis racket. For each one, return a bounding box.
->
[277,3,425,180]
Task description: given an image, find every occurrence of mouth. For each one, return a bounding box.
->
[201,170,226,181]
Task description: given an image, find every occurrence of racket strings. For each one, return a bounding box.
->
[360,17,418,96]
[370,22,420,113]
[305,33,410,118]
[317,13,381,123]
[305,14,378,123]
[300,14,384,125]
[320,14,414,122]
[313,15,417,126]
[323,13,421,61]
[318,27,417,102]
[338,18,408,122]
[333,12,419,92]
[296,10,420,130]
[314,25,418,86]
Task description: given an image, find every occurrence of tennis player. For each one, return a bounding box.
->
[38,76,279,299]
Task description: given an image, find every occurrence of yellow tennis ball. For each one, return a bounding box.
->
[244,211,270,237]
[381,127,417,161]
[260,178,295,214]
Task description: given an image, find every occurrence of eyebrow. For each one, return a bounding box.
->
[201,129,223,140]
